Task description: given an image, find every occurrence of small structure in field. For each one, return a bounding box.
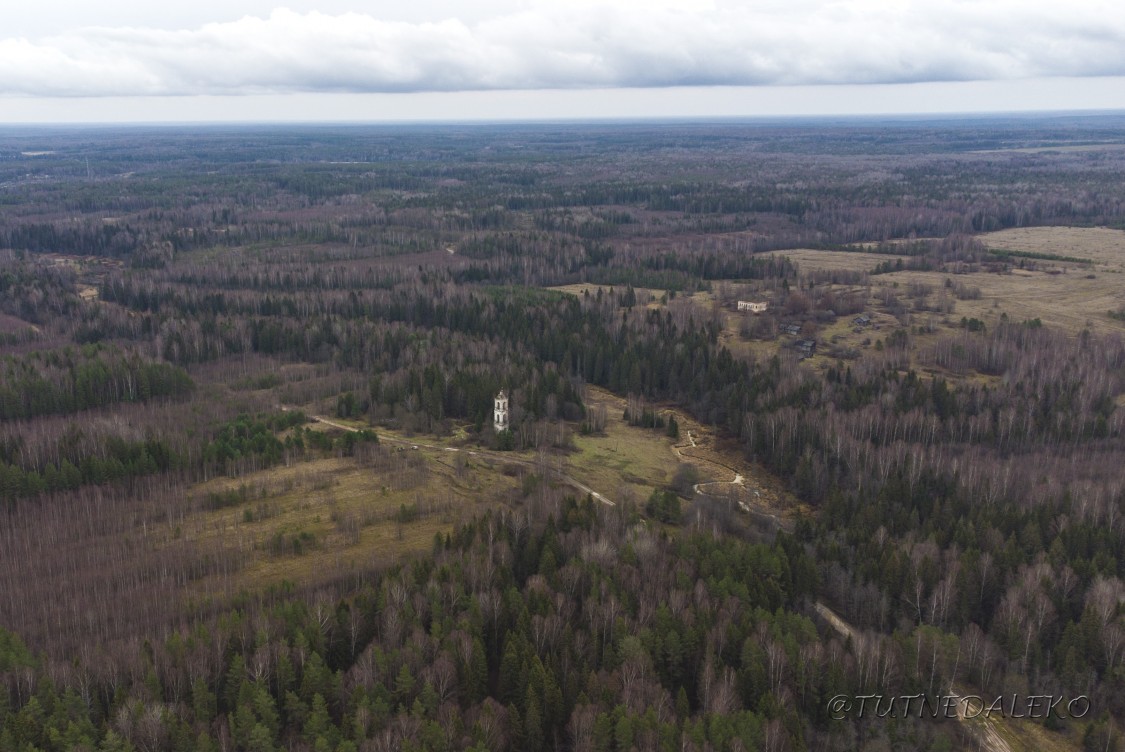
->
[853,314,872,327]
[795,339,817,358]
[737,300,769,314]
[493,390,509,433]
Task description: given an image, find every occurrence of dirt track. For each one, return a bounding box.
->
[815,602,1013,752]
[673,430,790,531]
[305,413,615,506]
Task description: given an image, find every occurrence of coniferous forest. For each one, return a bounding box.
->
[1,118,1124,751]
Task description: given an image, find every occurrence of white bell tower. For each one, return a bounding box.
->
[493,390,509,432]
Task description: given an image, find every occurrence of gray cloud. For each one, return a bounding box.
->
[1,1,1123,97]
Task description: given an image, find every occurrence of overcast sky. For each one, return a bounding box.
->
[3,0,1124,122]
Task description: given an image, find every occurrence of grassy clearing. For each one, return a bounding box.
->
[877,266,1122,336]
[953,688,1083,752]
[981,226,1125,267]
[174,378,807,595]
[177,397,738,593]
[774,248,908,272]
[180,446,517,591]
[567,387,678,506]
[973,143,1125,154]
[548,282,664,307]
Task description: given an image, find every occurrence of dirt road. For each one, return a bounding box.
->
[304,413,615,506]
[814,601,1012,752]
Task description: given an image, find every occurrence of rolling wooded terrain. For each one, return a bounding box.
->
[1,117,1124,751]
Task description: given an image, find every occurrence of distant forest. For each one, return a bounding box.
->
[0,118,1123,751]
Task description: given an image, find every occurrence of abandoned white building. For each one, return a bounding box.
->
[737,300,769,313]
[493,390,509,433]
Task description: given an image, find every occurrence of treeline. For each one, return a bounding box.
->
[201,411,310,474]
[729,330,1125,726]
[6,491,1098,751]
[100,266,600,436]
[0,435,176,501]
[100,254,753,429]
[0,220,146,257]
[0,409,298,502]
[0,345,194,421]
[0,256,80,325]
[0,406,380,503]
[0,498,856,752]
[202,411,380,479]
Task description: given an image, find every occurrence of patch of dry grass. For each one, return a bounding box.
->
[981,226,1125,266]
[774,248,908,272]
[877,267,1121,336]
[568,388,677,506]
[179,446,516,591]
[548,282,663,306]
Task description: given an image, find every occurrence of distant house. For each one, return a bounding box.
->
[853,314,872,326]
[737,300,769,313]
[795,339,817,358]
[780,323,802,336]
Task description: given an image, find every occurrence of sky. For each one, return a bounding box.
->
[2,0,1124,122]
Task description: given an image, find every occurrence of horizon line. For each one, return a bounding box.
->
[5,108,1125,129]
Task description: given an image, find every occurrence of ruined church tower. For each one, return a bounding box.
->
[493,390,509,432]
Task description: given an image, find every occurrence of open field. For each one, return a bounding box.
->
[705,228,1125,381]
[180,448,515,590]
[981,225,1125,266]
[774,248,907,272]
[989,713,1082,752]
[566,390,675,506]
[548,282,663,306]
[880,266,1122,335]
[894,226,1125,335]
[364,383,797,521]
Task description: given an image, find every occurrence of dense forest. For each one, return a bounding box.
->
[1,118,1124,750]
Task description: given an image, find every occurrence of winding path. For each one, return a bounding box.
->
[673,430,745,494]
[673,430,786,530]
